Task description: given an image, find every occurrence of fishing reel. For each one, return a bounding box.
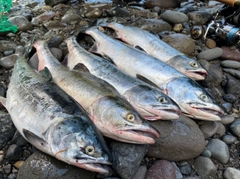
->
[191,5,240,46]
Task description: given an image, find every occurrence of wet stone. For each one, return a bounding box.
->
[222,103,232,113]
[172,162,182,179]
[221,46,240,62]
[110,141,148,179]
[132,165,147,179]
[8,16,33,32]
[0,85,6,97]
[2,164,12,175]
[193,156,217,178]
[133,19,172,33]
[11,131,29,147]
[44,0,69,6]
[62,9,82,23]
[223,167,240,179]
[7,173,17,179]
[230,119,240,137]
[225,75,240,98]
[197,47,223,61]
[147,115,205,161]
[17,151,96,179]
[201,149,212,158]
[145,160,176,179]
[207,139,230,164]
[0,54,19,69]
[144,0,181,9]
[221,60,240,69]
[0,111,16,149]
[5,144,23,161]
[199,121,219,139]
[162,34,195,56]
[222,135,237,145]
[188,10,213,25]
[223,94,237,104]
[161,10,189,24]
[0,41,17,53]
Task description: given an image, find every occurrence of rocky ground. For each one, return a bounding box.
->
[1,0,240,178]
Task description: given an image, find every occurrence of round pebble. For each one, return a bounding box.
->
[223,167,240,179]
[194,156,217,178]
[223,94,237,104]
[161,10,189,24]
[5,144,23,161]
[197,47,223,61]
[201,149,212,158]
[132,165,147,179]
[222,135,237,145]
[230,119,240,137]
[206,139,230,164]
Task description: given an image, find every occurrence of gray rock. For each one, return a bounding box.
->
[106,7,131,17]
[221,60,240,69]
[62,9,82,23]
[198,60,223,88]
[133,19,172,33]
[17,151,96,179]
[223,68,240,79]
[172,162,182,179]
[193,156,217,179]
[225,75,240,98]
[197,47,223,61]
[162,34,195,56]
[223,167,240,179]
[145,160,176,179]
[161,10,189,24]
[0,41,17,53]
[201,149,212,158]
[7,173,17,179]
[2,164,11,174]
[223,94,237,104]
[222,135,237,144]
[11,131,29,147]
[216,122,226,137]
[132,166,147,179]
[188,11,213,25]
[0,111,16,149]
[44,0,68,6]
[0,85,6,98]
[0,54,19,69]
[34,11,56,24]
[206,139,230,164]
[8,16,33,32]
[5,144,23,161]
[43,20,67,31]
[110,141,148,179]
[147,115,205,161]
[230,119,240,137]
[184,177,200,179]
[144,0,181,9]
[222,102,232,113]
[179,162,192,175]
[199,121,219,138]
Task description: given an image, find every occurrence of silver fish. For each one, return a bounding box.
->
[34,40,160,144]
[65,36,180,121]
[2,54,111,174]
[104,22,208,81]
[84,28,225,121]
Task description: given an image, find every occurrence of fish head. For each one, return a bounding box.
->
[103,22,125,39]
[123,85,180,120]
[166,77,225,121]
[168,55,208,80]
[50,117,111,174]
[90,96,160,144]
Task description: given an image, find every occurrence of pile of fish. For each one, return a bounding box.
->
[0,21,226,174]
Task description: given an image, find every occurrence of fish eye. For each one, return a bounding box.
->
[127,114,135,122]
[190,62,199,68]
[200,94,208,102]
[85,146,95,155]
[158,96,167,103]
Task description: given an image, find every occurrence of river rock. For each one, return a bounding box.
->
[147,115,205,161]
[198,60,223,88]
[197,47,223,61]
[8,16,33,32]
[0,41,17,53]
[132,165,147,179]
[162,34,195,56]
[221,60,240,69]
[223,167,240,179]
[144,0,182,9]
[230,119,240,137]
[0,54,19,69]
[161,10,189,24]
[225,75,240,98]
[222,135,237,144]
[5,144,23,161]
[223,94,237,104]
[110,141,149,179]
[145,160,176,179]
[207,139,230,164]
[62,9,82,23]
[0,111,16,149]
[221,46,240,61]
[32,11,56,25]
[188,10,213,25]
[45,0,69,6]
[199,121,219,138]
[221,115,235,125]
[193,156,217,178]
[133,19,172,33]
[17,151,96,179]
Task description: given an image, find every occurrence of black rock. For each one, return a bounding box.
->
[11,131,29,147]
[223,93,237,104]
[44,0,69,6]
[5,144,23,161]
[0,112,16,149]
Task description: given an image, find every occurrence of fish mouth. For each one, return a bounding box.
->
[141,106,181,121]
[183,104,225,121]
[116,123,160,144]
[185,70,208,80]
[75,159,111,174]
